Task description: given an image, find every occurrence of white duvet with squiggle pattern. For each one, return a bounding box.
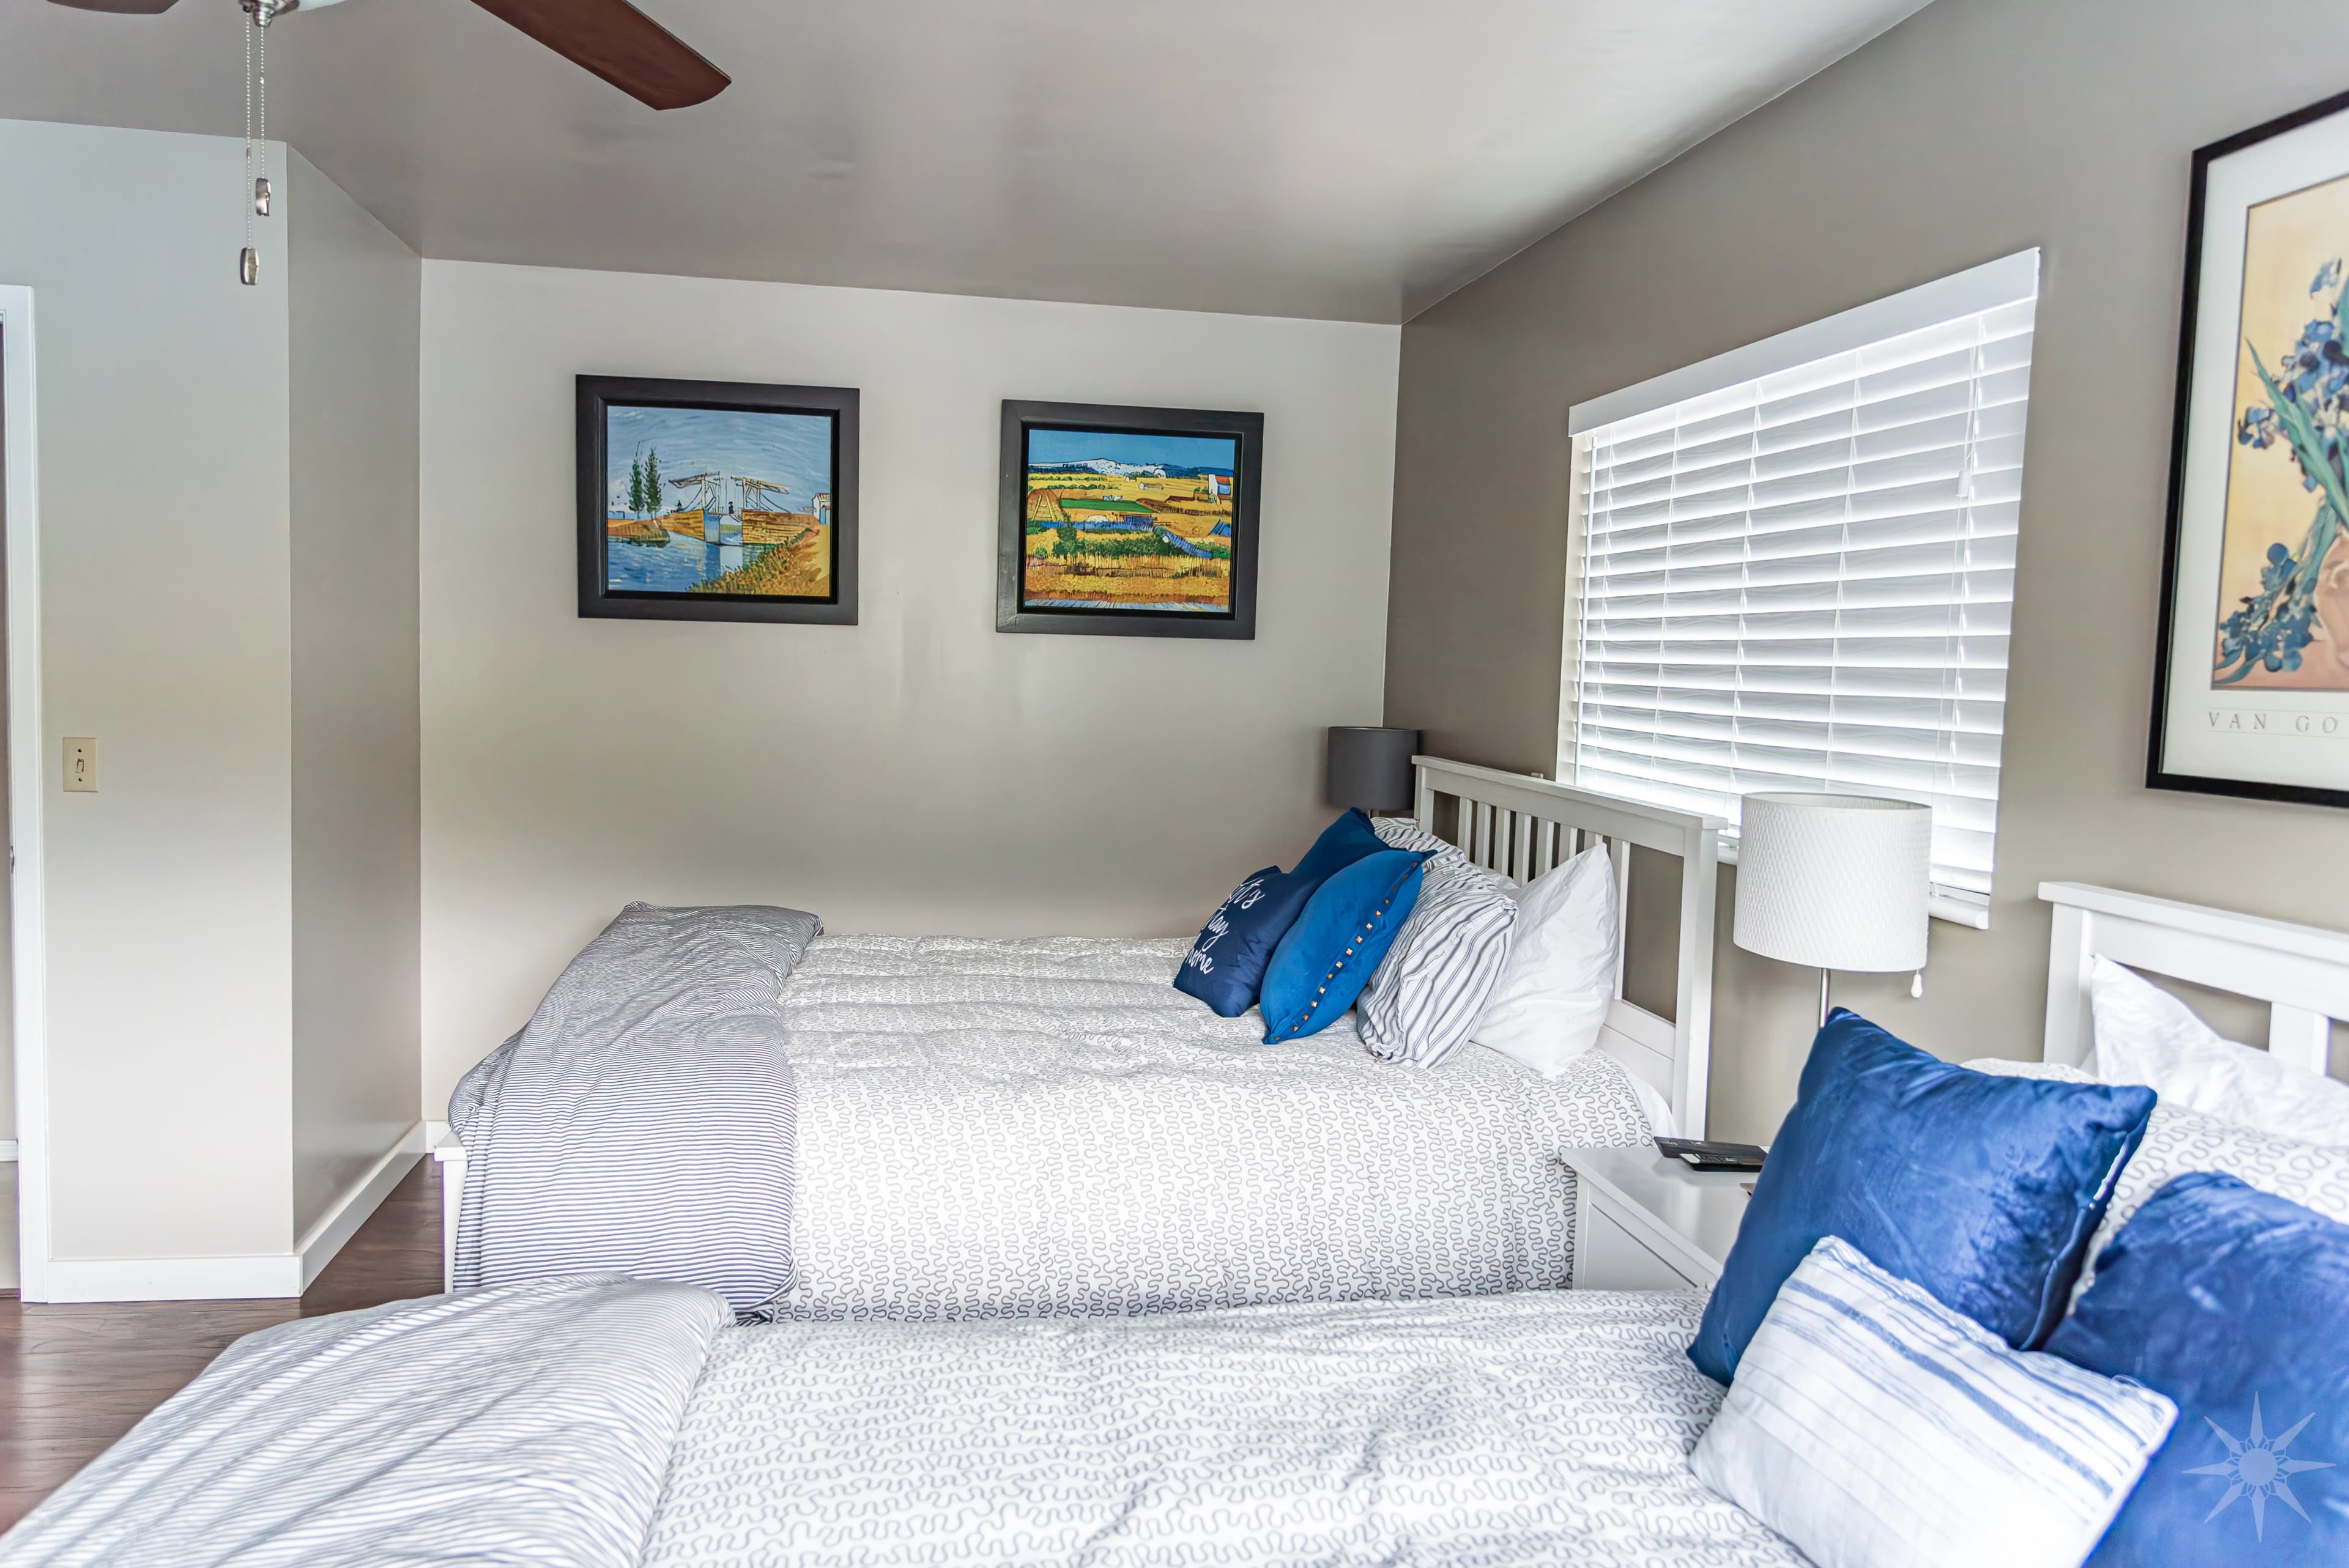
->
[0,1281,1801,1567]
[645,1290,1804,1567]
[770,933,1655,1321]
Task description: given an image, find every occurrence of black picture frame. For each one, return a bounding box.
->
[996,400,1263,639]
[2148,87,2349,807]
[576,374,859,624]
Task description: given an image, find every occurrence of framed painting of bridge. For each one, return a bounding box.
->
[996,399,1263,639]
[576,375,859,624]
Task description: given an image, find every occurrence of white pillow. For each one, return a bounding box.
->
[1691,1237,2175,1568]
[2089,956,2349,1146]
[1468,844,1616,1077]
[2069,1099,2349,1304]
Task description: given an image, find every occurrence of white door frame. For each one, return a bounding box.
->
[1,285,50,1301]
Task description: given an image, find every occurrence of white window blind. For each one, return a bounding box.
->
[1565,262,2037,910]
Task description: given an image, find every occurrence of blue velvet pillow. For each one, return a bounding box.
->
[1259,849,1428,1042]
[1289,808,1388,886]
[1171,812,1391,1018]
[1173,867,1321,1018]
[2046,1173,2349,1567]
[1689,1010,2156,1385]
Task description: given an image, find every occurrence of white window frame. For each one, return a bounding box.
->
[1561,251,2041,929]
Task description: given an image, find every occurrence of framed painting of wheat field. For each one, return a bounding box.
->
[576,375,859,624]
[2152,88,2349,806]
[996,401,1263,639]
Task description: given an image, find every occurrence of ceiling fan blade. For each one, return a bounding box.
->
[46,0,182,12]
[466,0,729,111]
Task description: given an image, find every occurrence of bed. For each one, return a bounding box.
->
[0,1274,1802,1568]
[763,933,1658,1320]
[10,881,2344,1567]
[434,757,1727,1318]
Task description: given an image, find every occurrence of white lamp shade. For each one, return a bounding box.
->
[1733,793,1932,973]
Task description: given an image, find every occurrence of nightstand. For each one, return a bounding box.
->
[1562,1146,1753,1292]
[431,1126,468,1289]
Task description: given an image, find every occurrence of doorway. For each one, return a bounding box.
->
[0,286,42,1300]
[0,310,14,1292]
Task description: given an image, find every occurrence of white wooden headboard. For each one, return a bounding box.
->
[1414,757,1724,1136]
[2041,881,2349,1075]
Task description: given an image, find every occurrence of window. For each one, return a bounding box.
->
[1562,252,2039,922]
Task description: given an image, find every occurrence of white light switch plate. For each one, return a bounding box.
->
[63,737,95,793]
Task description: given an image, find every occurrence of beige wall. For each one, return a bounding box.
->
[1384,0,2349,1142]
[288,151,422,1238]
[0,292,11,1154]
[1,121,421,1278]
[1,119,297,1259]
[418,263,1400,1109]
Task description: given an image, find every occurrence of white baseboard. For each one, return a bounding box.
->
[37,1123,425,1304]
[42,1251,304,1302]
[297,1122,426,1291]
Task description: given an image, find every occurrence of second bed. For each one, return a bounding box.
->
[437,758,1726,1320]
[771,929,1658,1319]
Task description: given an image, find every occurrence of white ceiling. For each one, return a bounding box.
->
[1,0,1933,323]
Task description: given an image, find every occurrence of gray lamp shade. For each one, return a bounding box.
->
[1326,727,1421,813]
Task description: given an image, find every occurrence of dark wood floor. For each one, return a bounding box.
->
[0,1158,445,1531]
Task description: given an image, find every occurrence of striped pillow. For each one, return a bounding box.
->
[1691,1237,2175,1568]
[1368,817,1460,862]
[1369,815,1505,900]
[1358,822,1516,1067]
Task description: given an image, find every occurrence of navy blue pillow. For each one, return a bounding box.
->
[1289,808,1387,886]
[1173,867,1321,1018]
[1689,1010,2156,1385]
[1259,849,1428,1042]
[1171,812,1391,1018]
[2047,1173,2349,1567]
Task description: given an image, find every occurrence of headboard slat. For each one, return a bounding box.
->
[1415,757,1725,1136]
[2269,1005,2332,1077]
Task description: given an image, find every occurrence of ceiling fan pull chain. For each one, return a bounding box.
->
[240,7,256,285]
[256,14,269,220]
[236,0,283,285]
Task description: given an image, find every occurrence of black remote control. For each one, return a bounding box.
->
[1653,1137,1766,1172]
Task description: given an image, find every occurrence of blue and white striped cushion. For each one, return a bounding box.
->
[1359,819,1516,1067]
[1691,1236,2175,1568]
